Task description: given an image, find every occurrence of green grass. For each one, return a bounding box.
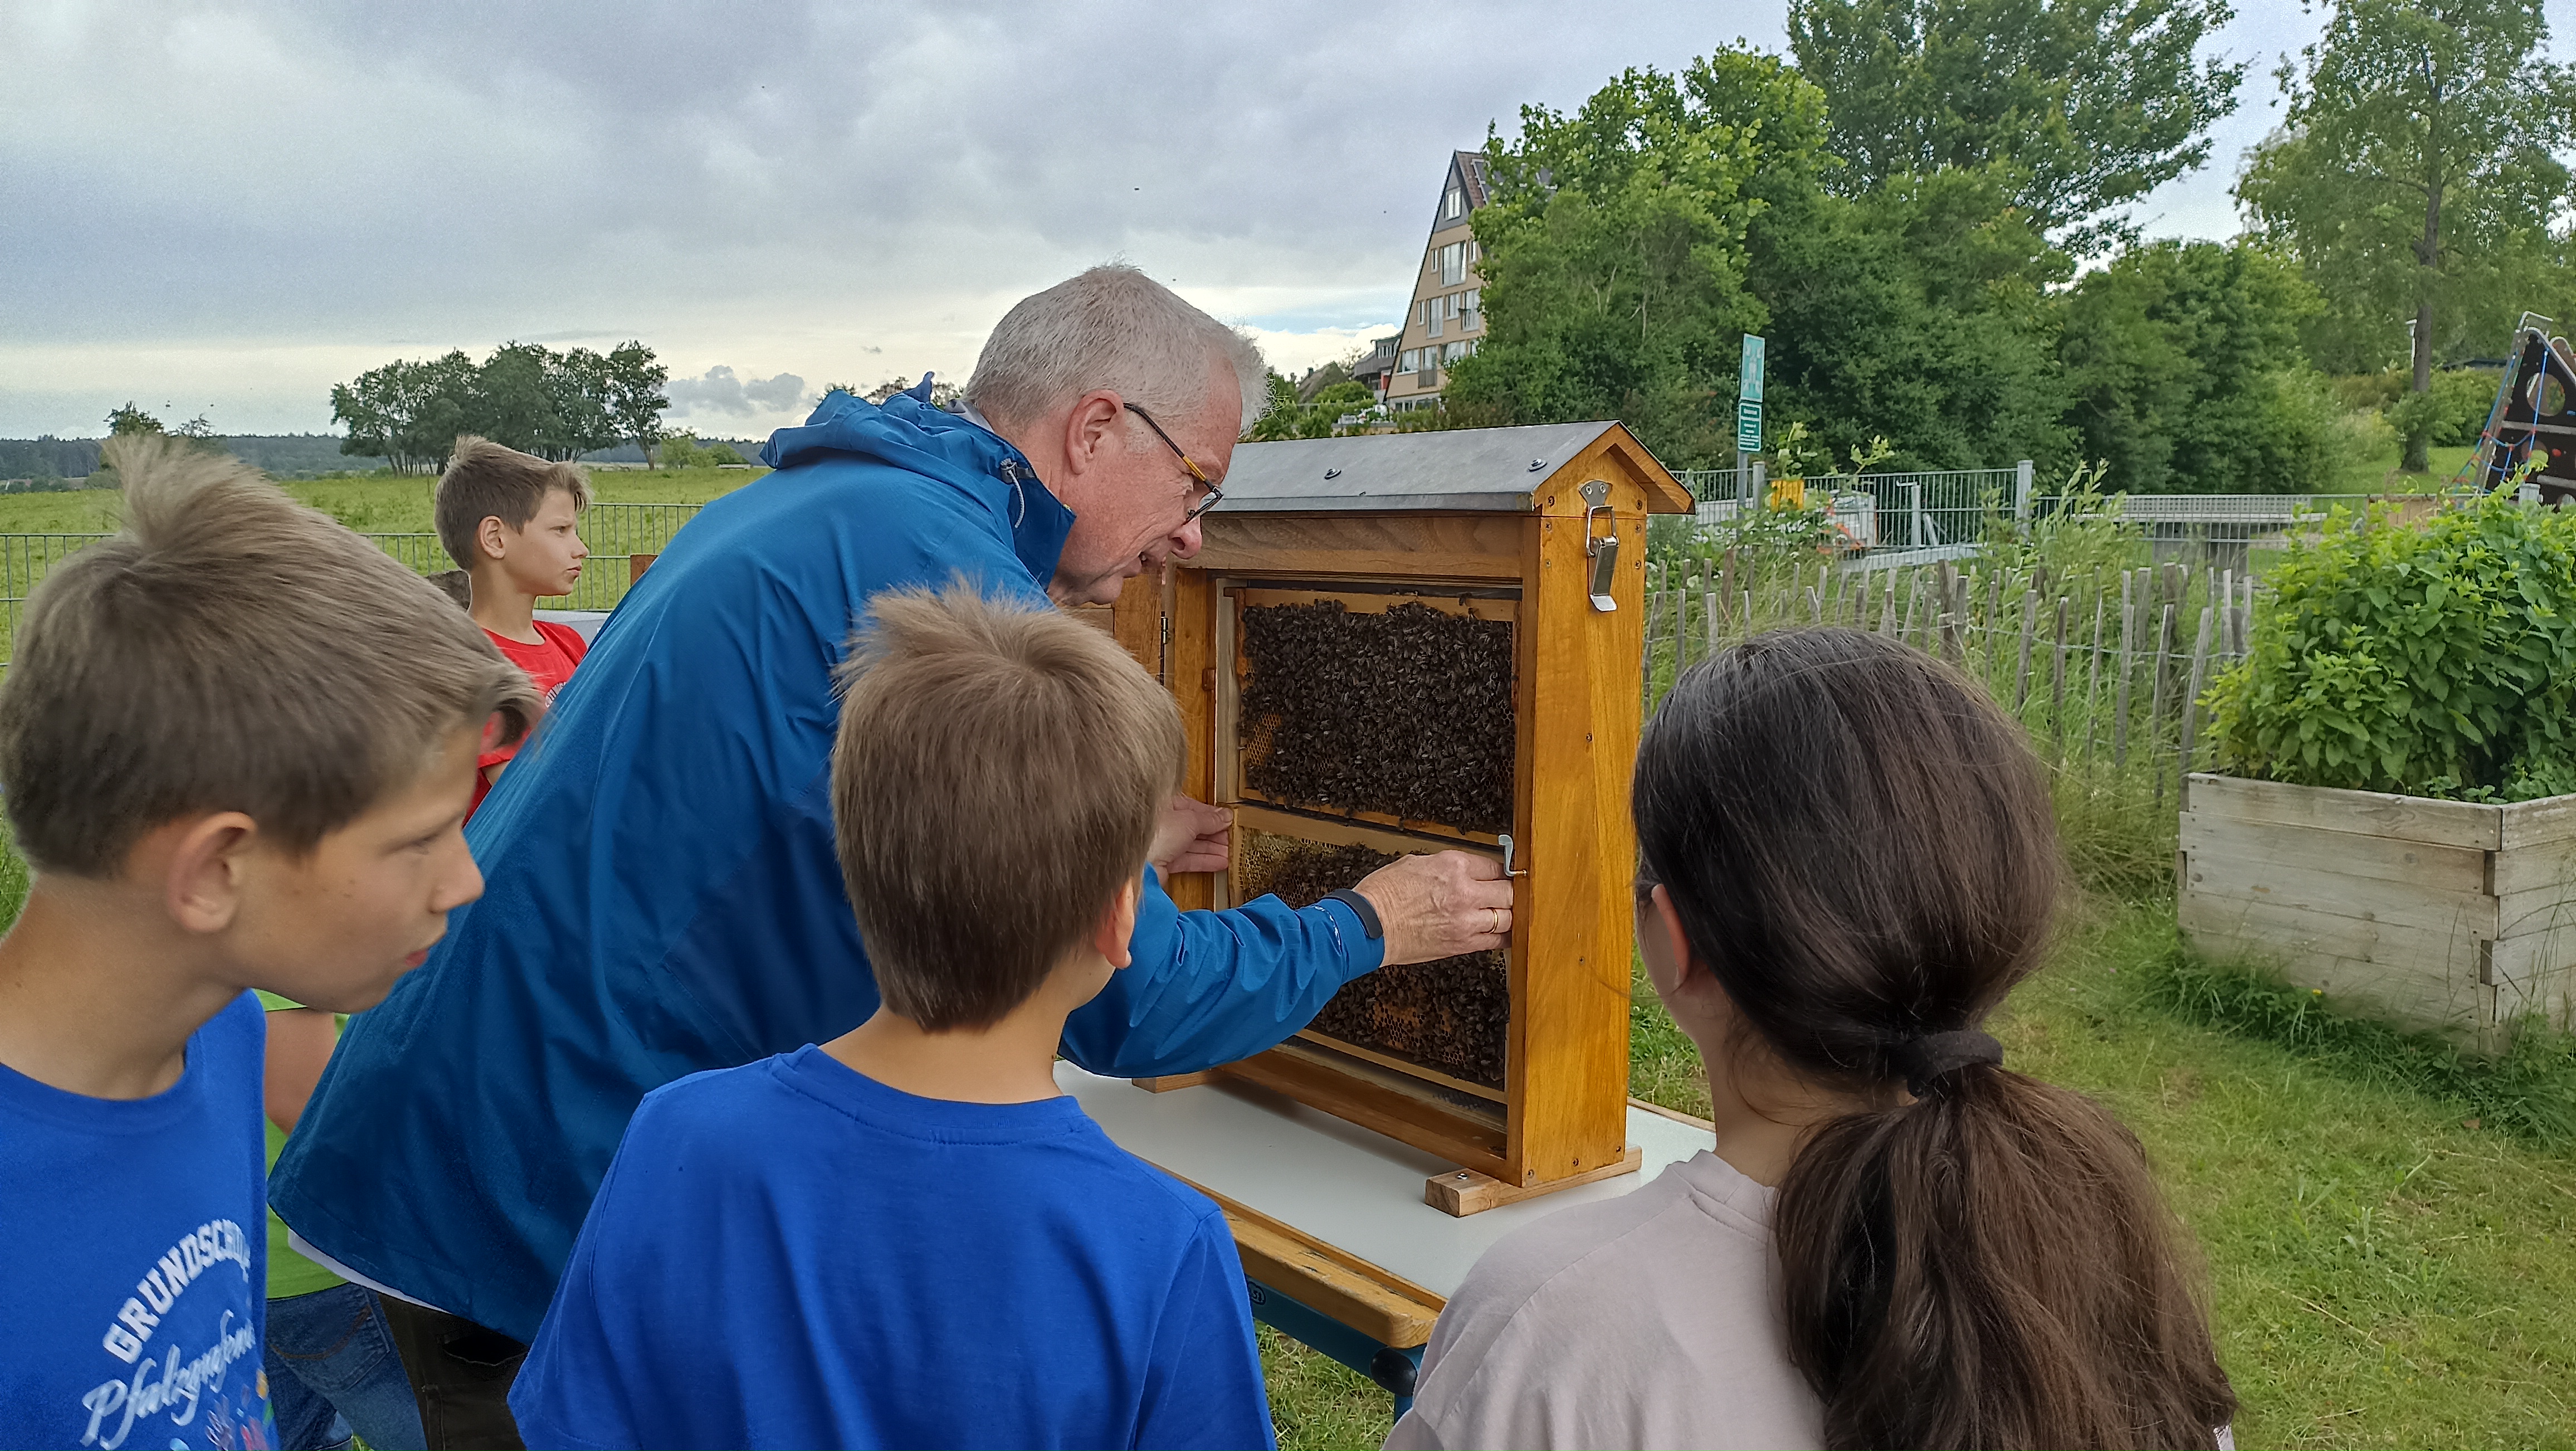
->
[1263,901,2576,1449]
[0,465,761,538]
[2330,442,2480,496]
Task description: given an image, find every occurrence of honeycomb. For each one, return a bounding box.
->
[1238,598,1515,835]
[1235,827,1509,1090]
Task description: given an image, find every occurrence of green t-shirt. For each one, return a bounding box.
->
[255,990,348,1299]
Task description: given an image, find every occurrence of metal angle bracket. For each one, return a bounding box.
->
[1580,479,1618,611]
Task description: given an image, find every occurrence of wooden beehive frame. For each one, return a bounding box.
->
[1123,426,1686,1212]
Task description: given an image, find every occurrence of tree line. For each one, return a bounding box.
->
[1438,0,2575,491]
[330,342,670,473]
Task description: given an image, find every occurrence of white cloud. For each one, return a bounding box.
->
[667,365,811,420]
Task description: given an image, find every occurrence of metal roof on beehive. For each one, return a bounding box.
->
[1215,420,1681,513]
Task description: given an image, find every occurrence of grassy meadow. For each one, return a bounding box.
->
[0,464,762,538]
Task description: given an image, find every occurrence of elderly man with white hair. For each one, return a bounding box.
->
[275,264,1514,1447]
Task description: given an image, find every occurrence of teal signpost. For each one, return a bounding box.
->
[1736,334,1765,456]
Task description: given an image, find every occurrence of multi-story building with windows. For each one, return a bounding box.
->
[1383,150,1490,412]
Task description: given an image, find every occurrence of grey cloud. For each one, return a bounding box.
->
[667,366,808,417]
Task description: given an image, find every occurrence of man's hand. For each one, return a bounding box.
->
[1351,851,1513,966]
[1149,794,1232,876]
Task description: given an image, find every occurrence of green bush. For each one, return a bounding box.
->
[2207,493,2576,800]
[2337,368,2502,449]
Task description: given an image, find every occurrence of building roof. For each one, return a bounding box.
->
[1432,150,1491,229]
[1216,421,1689,513]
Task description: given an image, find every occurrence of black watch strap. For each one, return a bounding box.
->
[1320,889,1384,941]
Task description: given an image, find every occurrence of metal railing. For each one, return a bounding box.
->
[2028,491,2447,576]
[0,501,708,670]
[1675,464,2033,563]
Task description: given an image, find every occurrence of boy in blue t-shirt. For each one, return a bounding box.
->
[0,437,541,1449]
[511,585,1276,1451]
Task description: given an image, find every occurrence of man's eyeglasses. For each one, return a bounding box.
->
[1124,402,1224,524]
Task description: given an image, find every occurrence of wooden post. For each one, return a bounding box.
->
[2084,595,2105,765]
[1987,569,2007,686]
[1902,569,1923,645]
[1718,551,1736,627]
[2179,605,2216,780]
[2015,589,2038,712]
[2151,602,2177,807]
[1742,589,1753,640]
[2115,572,2135,769]
[2051,595,2070,755]
[1672,590,1688,682]
[1704,591,1720,659]
[1878,590,1897,636]
[1940,610,1960,660]
[1519,503,1643,1189]
[1807,585,1824,624]
[1167,567,1219,912]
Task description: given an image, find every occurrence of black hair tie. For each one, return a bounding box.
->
[1893,1029,2003,1096]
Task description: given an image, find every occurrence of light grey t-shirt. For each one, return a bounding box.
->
[1387,1150,2238,1451]
[1385,1150,1823,1451]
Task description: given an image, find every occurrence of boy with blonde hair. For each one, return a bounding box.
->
[433,436,591,810]
[510,585,1274,1450]
[0,436,540,1448]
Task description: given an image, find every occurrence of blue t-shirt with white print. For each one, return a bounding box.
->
[0,990,274,1450]
[510,1046,1276,1451]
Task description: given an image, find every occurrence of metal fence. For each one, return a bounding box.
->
[1676,464,2032,564]
[2031,491,2445,577]
[0,501,708,670]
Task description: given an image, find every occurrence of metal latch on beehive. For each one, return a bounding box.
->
[1580,479,1617,611]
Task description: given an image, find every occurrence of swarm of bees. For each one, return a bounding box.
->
[1239,600,1515,835]
[1238,830,1511,1090]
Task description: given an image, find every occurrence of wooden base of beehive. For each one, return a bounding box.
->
[1422,1145,1643,1216]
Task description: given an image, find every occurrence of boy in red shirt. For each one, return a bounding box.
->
[434,437,593,812]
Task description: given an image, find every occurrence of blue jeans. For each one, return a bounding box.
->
[264,1282,428,1451]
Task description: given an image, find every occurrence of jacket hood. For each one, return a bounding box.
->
[757,377,1075,586]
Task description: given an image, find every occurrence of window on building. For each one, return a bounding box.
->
[1440,241,1466,286]
[1462,288,1481,329]
[1446,186,1463,220]
[1401,348,1422,373]
[1444,340,1470,363]
[1426,298,1443,338]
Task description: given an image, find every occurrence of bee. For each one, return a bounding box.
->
[1240,598,1517,834]
[1242,827,1513,1090]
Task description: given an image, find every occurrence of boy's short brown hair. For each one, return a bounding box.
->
[0,436,543,875]
[433,436,592,569]
[832,584,1183,1031]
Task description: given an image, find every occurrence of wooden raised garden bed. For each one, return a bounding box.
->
[2178,772,2576,1044]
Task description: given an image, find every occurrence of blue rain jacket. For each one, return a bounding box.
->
[273,385,1382,1342]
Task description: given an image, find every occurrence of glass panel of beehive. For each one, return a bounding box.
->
[1237,598,1515,836]
[1233,826,1508,1090]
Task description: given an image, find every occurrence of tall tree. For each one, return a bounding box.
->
[1749,163,2076,473]
[601,342,670,468]
[2237,0,2576,470]
[1788,0,2242,247]
[2058,240,2339,492]
[1445,49,1829,466]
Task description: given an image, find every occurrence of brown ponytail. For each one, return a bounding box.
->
[1634,628,2235,1449]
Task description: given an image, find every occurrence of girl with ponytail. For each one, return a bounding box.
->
[1387,628,2235,1450]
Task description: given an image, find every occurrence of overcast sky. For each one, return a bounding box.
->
[6,1,2572,440]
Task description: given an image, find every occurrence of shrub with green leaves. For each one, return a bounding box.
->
[2207,493,2576,801]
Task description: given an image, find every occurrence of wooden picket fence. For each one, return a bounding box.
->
[1642,549,2258,891]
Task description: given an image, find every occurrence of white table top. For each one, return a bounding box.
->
[1057,1062,1716,1300]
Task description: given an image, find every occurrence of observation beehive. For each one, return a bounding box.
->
[1110,421,1692,1212]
